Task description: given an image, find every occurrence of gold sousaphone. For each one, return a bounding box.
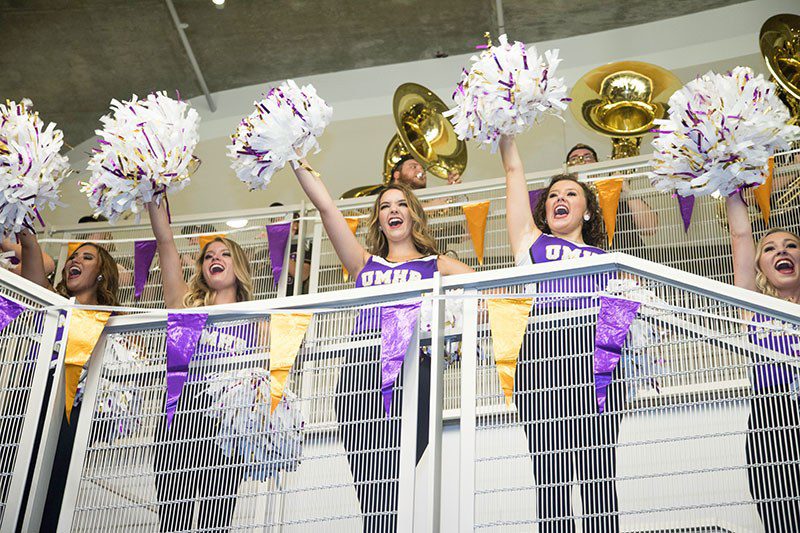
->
[761,13,800,123]
[340,83,467,198]
[569,61,682,159]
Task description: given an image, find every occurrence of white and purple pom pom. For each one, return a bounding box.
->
[650,67,800,197]
[0,99,69,235]
[203,368,304,481]
[444,35,570,152]
[228,80,332,190]
[82,92,200,222]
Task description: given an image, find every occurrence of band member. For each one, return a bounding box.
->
[502,135,619,531]
[726,192,800,530]
[293,158,472,532]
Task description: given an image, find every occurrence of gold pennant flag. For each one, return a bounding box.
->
[487,297,532,405]
[269,312,313,412]
[64,309,112,421]
[595,178,624,247]
[198,233,226,250]
[67,242,84,257]
[462,201,490,265]
[342,217,360,282]
[754,156,774,225]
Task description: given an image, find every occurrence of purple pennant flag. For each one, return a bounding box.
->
[165,312,208,427]
[266,222,292,288]
[594,297,640,413]
[380,302,421,417]
[133,240,158,300]
[677,195,695,233]
[529,188,544,214]
[0,295,25,331]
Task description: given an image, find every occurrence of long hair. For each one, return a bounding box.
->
[755,227,800,298]
[532,174,607,248]
[55,243,120,306]
[183,237,253,308]
[365,183,439,258]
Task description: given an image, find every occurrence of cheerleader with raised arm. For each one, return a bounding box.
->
[146,199,256,532]
[500,134,619,532]
[726,193,800,531]
[18,229,120,531]
[292,158,472,532]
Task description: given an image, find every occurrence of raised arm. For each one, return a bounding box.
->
[146,200,189,308]
[621,181,659,237]
[437,254,474,276]
[292,159,369,277]
[499,135,540,259]
[725,192,756,292]
[18,230,54,289]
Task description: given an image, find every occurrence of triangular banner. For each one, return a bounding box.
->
[133,240,157,300]
[380,302,421,416]
[0,295,25,332]
[266,222,292,288]
[269,312,313,412]
[198,233,226,251]
[487,297,533,405]
[64,309,112,422]
[594,296,640,414]
[165,312,208,427]
[595,178,623,246]
[67,242,84,257]
[462,201,490,265]
[528,188,544,214]
[342,217,360,282]
[677,195,695,233]
[753,156,774,225]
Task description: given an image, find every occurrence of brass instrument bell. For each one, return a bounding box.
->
[569,61,682,159]
[760,14,800,123]
[341,83,467,199]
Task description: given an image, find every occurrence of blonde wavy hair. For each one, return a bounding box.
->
[365,183,440,258]
[755,228,800,298]
[183,237,253,307]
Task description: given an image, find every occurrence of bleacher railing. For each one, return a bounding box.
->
[0,254,786,531]
[41,147,800,310]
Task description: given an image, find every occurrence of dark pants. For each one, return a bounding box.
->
[334,346,430,533]
[41,401,80,531]
[514,314,620,532]
[746,390,800,531]
[153,383,245,532]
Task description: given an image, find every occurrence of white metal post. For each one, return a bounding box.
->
[459,294,479,533]
[423,274,445,532]
[397,325,420,532]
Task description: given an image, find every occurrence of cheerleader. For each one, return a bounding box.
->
[292,158,472,532]
[726,193,800,530]
[146,200,256,532]
[18,228,120,531]
[500,135,619,532]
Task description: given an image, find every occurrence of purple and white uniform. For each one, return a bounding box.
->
[516,233,606,300]
[748,314,800,391]
[354,255,437,333]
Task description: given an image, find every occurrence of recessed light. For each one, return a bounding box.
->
[212,0,225,7]
[226,218,248,229]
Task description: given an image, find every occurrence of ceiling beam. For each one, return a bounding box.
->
[164,0,216,112]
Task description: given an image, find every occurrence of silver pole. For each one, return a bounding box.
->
[495,0,506,35]
[164,0,217,112]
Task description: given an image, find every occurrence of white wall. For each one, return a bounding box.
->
[52,0,795,229]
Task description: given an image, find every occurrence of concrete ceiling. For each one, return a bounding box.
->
[1,0,748,146]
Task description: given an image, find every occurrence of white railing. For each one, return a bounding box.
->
[0,268,67,532]
[41,147,800,309]
[0,254,790,531]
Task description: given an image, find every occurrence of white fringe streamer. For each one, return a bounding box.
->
[650,67,800,197]
[445,34,569,152]
[203,368,304,481]
[82,92,200,222]
[228,80,332,190]
[0,99,69,235]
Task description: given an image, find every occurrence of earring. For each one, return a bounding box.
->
[96,274,104,282]
[583,213,591,221]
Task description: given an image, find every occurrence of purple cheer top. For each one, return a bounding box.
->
[516,233,607,304]
[353,255,438,333]
[747,314,800,391]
